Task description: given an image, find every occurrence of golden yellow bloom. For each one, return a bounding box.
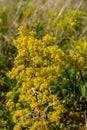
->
[6,26,67,129]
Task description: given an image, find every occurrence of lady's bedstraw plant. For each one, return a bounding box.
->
[6,26,66,130]
[6,9,87,130]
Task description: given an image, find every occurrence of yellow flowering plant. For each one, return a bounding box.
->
[6,24,87,129]
[6,26,67,130]
[0,0,87,129]
[6,8,87,129]
[49,9,86,50]
[0,6,85,129]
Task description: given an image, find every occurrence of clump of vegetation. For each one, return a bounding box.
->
[0,0,87,129]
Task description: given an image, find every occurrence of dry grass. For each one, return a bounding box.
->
[0,0,87,27]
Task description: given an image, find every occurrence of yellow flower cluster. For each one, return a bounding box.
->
[76,41,87,55]
[69,49,84,68]
[6,26,87,129]
[67,39,87,70]
[6,26,66,129]
[50,9,85,38]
